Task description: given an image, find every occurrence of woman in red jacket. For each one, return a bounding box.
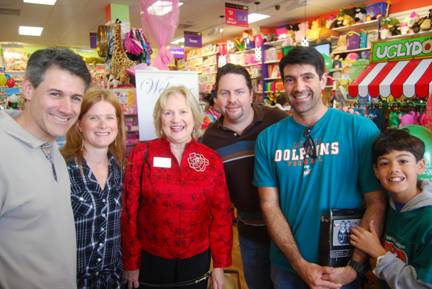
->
[122,85,233,289]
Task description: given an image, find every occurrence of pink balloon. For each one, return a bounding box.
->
[140,0,179,70]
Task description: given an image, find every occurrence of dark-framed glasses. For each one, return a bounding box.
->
[303,128,317,159]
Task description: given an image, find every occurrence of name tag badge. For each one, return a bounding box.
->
[153,157,172,168]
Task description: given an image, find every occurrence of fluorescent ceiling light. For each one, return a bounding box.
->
[147,1,183,16]
[23,0,57,5]
[248,13,270,24]
[171,37,184,45]
[19,26,43,36]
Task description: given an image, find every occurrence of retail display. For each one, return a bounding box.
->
[0,49,26,110]
[110,21,136,84]
[111,87,139,153]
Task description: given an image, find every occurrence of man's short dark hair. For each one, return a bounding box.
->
[215,63,252,93]
[372,128,425,165]
[279,46,325,80]
[25,48,92,89]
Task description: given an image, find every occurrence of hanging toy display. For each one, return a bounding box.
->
[123,28,153,65]
[140,0,179,70]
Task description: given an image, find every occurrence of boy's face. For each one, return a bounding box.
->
[374,150,426,203]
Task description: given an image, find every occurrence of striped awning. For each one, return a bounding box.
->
[348,59,432,99]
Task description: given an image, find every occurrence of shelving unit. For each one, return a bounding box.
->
[329,18,382,102]
[332,47,371,55]
[185,52,218,94]
[110,87,139,152]
[331,19,379,33]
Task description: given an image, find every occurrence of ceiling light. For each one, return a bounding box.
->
[23,0,57,5]
[147,1,183,16]
[171,37,184,45]
[19,26,43,36]
[248,13,270,24]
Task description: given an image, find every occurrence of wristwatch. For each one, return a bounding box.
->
[347,259,368,277]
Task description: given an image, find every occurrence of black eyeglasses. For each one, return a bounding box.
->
[303,128,317,159]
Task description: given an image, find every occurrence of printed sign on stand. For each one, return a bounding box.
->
[135,70,199,140]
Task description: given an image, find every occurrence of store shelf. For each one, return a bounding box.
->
[383,30,432,40]
[264,60,280,64]
[332,47,371,55]
[331,19,379,33]
[263,90,285,93]
[243,62,262,67]
[233,48,255,54]
[187,52,218,60]
[264,39,287,46]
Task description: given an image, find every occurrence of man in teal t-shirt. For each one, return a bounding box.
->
[253,46,386,289]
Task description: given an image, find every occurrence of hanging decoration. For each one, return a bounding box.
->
[140,0,179,70]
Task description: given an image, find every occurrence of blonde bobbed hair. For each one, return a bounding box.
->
[153,85,203,140]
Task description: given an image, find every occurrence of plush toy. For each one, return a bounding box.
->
[295,22,308,44]
[389,24,401,36]
[420,10,432,31]
[333,35,347,52]
[342,14,355,26]
[400,21,409,35]
[6,78,15,88]
[0,74,6,86]
[353,7,367,23]
[306,19,321,42]
[330,15,345,28]
[319,18,335,40]
[242,31,255,50]
[381,17,401,37]
[400,111,420,126]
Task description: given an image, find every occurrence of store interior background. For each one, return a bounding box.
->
[0,0,430,48]
[1,1,432,288]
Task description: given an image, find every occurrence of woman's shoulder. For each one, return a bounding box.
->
[131,138,161,153]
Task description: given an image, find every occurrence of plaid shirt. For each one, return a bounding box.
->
[67,155,123,289]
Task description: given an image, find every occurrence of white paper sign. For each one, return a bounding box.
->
[135,70,199,140]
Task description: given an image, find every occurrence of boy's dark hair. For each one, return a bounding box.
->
[215,63,252,93]
[372,128,425,164]
[25,48,92,89]
[279,46,325,80]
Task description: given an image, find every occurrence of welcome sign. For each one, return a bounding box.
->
[371,34,432,62]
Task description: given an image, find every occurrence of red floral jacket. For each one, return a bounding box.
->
[122,138,233,270]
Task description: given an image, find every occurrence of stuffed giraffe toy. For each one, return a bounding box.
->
[111,20,135,83]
